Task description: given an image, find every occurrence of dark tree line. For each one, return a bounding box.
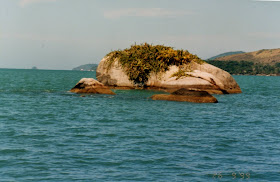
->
[207,60,280,75]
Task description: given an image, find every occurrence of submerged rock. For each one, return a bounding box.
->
[70,78,116,95]
[151,88,218,103]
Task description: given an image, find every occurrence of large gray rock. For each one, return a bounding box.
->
[96,56,242,94]
[96,58,134,87]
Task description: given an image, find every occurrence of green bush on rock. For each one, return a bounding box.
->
[106,43,205,85]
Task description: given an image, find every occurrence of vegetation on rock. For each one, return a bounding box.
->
[171,64,193,80]
[106,43,204,85]
[171,69,191,80]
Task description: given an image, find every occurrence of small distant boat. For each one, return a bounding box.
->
[32,66,38,70]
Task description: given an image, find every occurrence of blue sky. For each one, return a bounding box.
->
[0,0,280,70]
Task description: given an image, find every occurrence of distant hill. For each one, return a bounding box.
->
[215,48,280,65]
[72,64,98,71]
[206,48,280,75]
[208,51,245,60]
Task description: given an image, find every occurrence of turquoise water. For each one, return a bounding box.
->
[0,69,279,182]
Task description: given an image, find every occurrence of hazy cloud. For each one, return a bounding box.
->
[19,0,57,7]
[104,8,193,19]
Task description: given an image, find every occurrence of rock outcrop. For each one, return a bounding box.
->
[151,88,218,103]
[70,78,116,95]
[96,57,242,94]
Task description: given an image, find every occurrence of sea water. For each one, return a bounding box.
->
[0,69,279,182]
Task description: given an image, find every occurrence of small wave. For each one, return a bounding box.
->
[0,148,28,154]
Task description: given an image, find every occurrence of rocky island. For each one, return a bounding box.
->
[96,43,241,94]
[71,43,242,102]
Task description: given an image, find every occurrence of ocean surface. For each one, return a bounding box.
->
[0,68,279,182]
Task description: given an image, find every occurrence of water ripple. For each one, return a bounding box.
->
[0,70,279,181]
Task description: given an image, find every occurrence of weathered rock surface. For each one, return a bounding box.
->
[151,88,218,103]
[96,56,242,94]
[70,78,116,95]
[97,58,134,87]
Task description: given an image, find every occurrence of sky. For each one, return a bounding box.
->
[0,0,280,70]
